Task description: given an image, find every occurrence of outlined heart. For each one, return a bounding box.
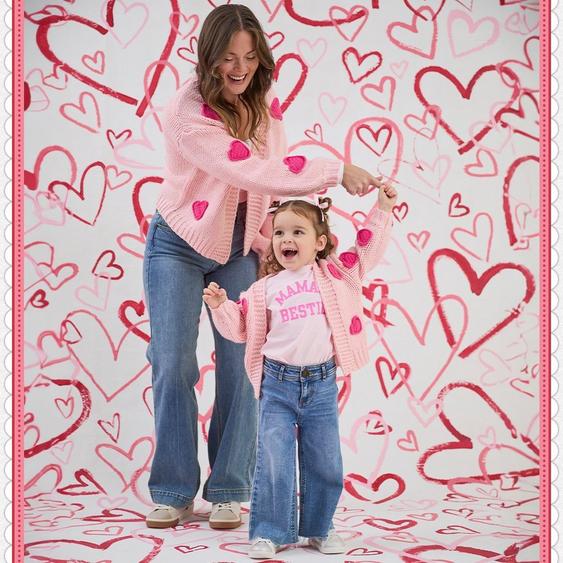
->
[427,248,535,358]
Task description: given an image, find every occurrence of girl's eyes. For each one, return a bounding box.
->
[274,230,304,236]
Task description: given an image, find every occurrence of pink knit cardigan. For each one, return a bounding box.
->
[210,207,393,399]
[156,76,343,264]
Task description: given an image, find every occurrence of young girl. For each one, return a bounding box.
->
[203,184,397,558]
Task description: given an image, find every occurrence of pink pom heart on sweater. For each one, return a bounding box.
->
[327,263,343,280]
[339,251,359,268]
[350,316,363,335]
[202,103,220,120]
[228,140,251,161]
[283,155,307,174]
[237,298,248,315]
[192,200,209,220]
[357,228,373,247]
[270,97,283,120]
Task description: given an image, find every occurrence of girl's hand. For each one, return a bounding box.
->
[377,182,398,212]
[342,164,383,196]
[203,282,227,309]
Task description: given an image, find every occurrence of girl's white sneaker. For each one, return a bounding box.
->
[248,538,278,559]
[309,529,346,554]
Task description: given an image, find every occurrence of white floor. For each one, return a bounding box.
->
[24,478,540,562]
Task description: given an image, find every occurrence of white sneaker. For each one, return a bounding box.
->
[309,529,346,554]
[209,501,242,529]
[145,503,193,528]
[248,537,278,559]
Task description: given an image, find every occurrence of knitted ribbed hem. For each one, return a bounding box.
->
[156,195,238,264]
[322,158,345,190]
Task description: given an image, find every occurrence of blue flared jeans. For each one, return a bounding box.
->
[143,204,258,507]
[249,357,343,544]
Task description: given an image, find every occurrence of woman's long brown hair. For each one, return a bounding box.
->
[260,198,335,277]
[196,4,275,146]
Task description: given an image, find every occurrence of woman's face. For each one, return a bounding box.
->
[217,30,259,104]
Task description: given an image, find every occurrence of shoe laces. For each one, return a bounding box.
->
[253,538,275,549]
[215,501,233,511]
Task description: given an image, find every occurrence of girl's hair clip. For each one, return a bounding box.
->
[267,200,281,214]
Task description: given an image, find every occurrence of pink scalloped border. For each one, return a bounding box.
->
[10,2,552,561]
[13,1,23,560]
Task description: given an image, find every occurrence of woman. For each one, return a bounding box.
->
[143,4,383,529]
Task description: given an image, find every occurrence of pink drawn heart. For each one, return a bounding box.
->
[387,7,438,59]
[450,212,494,261]
[59,91,101,133]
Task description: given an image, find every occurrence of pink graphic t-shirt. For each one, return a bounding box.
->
[261,264,334,366]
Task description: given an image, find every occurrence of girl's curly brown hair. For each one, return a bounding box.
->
[259,197,334,277]
[196,5,275,147]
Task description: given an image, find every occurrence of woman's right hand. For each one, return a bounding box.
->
[203,282,227,309]
[342,164,384,196]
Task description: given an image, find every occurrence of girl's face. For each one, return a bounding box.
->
[217,30,259,104]
[272,210,327,271]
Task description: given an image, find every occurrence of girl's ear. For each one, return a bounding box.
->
[316,234,328,252]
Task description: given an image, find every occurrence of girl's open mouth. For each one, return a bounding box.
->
[282,249,297,258]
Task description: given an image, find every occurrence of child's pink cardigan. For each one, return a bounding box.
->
[156,76,343,264]
[210,208,393,398]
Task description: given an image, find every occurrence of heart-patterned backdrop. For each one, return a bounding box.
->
[23,0,543,560]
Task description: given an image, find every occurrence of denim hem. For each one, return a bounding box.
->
[203,488,252,503]
[150,489,194,507]
[249,533,299,546]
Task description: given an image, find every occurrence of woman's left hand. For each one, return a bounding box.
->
[377,182,398,212]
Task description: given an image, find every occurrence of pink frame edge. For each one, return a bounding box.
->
[10,2,553,561]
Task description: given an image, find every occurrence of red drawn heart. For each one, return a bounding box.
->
[57,468,107,495]
[118,299,150,343]
[24,535,163,562]
[24,145,77,191]
[344,472,406,504]
[448,193,470,217]
[284,0,368,30]
[427,248,535,358]
[364,516,417,531]
[33,3,180,117]
[106,128,132,148]
[417,382,539,484]
[24,378,91,458]
[375,356,410,398]
[342,47,382,83]
[132,176,163,236]
[48,161,107,226]
[273,53,307,113]
[502,155,539,247]
[92,250,124,280]
[404,0,446,20]
[413,64,520,154]
[29,289,49,308]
